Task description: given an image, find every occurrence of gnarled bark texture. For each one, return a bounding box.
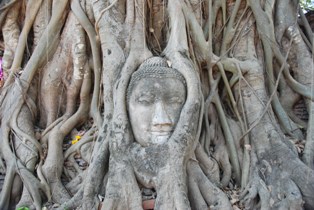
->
[0,0,313,209]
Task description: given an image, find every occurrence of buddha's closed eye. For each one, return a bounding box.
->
[136,95,155,105]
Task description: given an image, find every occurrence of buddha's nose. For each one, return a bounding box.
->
[152,101,172,127]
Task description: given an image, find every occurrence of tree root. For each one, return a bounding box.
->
[212,142,232,187]
[1,1,314,210]
[42,63,91,204]
[195,143,220,185]
[0,143,49,210]
[203,103,233,187]
[1,0,20,75]
[0,163,15,210]
[0,72,49,210]
[16,191,36,210]
[241,161,304,210]
[71,0,103,128]
[32,0,52,48]
[76,0,152,208]
[187,160,232,210]
[240,172,270,210]
[65,173,85,195]
[74,0,130,205]
[56,188,83,210]
[7,0,43,78]
[282,24,314,169]
[101,163,143,210]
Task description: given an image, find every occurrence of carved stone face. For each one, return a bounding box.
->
[128,77,186,147]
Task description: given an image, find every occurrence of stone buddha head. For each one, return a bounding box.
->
[127,57,187,147]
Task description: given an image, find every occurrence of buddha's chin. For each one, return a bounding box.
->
[151,135,170,145]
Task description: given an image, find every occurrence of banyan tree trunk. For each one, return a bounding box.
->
[0,0,313,209]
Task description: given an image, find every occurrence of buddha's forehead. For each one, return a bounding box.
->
[130,77,186,100]
[128,57,185,89]
[127,64,186,102]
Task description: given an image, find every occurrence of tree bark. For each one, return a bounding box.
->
[0,0,313,210]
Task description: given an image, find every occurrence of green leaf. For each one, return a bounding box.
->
[16,207,30,210]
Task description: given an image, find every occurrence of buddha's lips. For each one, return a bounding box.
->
[150,131,172,136]
[150,128,173,134]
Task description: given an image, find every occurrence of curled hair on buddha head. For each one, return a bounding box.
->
[127,57,187,102]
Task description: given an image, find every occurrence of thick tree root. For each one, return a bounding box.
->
[201,103,232,187]
[240,172,270,210]
[16,191,36,210]
[187,160,232,210]
[42,68,91,204]
[0,149,48,210]
[1,1,314,210]
[195,143,220,185]
[241,163,304,210]
[101,163,143,210]
[1,1,20,74]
